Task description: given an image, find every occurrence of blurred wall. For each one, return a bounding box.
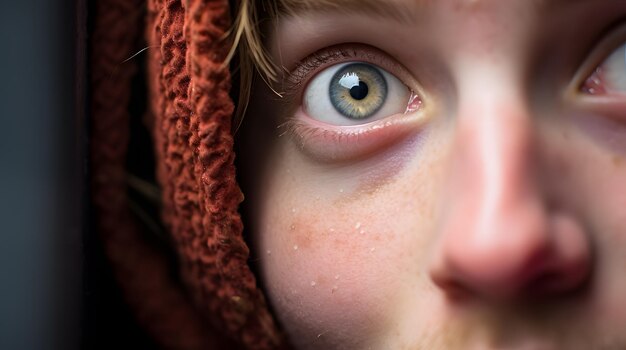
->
[0,1,83,349]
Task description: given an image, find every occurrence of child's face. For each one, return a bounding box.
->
[238,0,626,348]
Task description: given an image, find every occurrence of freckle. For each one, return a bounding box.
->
[310,281,317,287]
[355,222,362,230]
[613,156,623,167]
[294,245,299,251]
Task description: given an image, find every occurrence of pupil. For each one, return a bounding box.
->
[349,81,369,100]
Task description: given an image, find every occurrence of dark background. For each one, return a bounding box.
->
[0,1,156,349]
[0,0,82,348]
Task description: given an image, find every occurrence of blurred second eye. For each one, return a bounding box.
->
[583,42,626,95]
[303,62,412,126]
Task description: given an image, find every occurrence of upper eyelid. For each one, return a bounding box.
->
[287,47,354,85]
[280,44,419,100]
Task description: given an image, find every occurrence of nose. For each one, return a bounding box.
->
[429,97,591,302]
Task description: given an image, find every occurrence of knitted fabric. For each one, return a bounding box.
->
[90,0,284,348]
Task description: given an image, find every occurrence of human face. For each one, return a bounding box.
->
[237,0,626,349]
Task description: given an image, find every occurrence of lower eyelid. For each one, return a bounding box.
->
[575,97,626,121]
[285,107,428,162]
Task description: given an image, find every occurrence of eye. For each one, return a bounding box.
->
[582,42,626,95]
[303,62,413,126]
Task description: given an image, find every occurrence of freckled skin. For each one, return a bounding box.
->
[236,1,626,349]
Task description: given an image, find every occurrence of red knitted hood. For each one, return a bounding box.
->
[90,0,284,348]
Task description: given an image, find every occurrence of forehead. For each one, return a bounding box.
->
[278,0,587,13]
[269,0,623,73]
[274,0,600,26]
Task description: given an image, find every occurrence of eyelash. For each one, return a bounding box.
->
[281,43,415,103]
[277,44,424,161]
[277,22,626,158]
[575,20,626,95]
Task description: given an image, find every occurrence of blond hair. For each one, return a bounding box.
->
[226,0,279,127]
[228,0,367,125]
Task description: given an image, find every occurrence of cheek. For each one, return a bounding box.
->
[254,144,440,347]
[555,113,626,225]
[259,200,408,348]
[541,117,626,320]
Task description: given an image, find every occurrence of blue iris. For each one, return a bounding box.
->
[329,63,388,119]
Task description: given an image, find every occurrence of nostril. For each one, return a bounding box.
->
[429,222,592,303]
[524,271,561,297]
[524,259,591,299]
[525,272,585,299]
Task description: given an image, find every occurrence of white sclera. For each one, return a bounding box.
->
[303,62,410,126]
[603,43,626,93]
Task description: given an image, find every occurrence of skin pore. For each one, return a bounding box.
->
[236,0,626,349]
